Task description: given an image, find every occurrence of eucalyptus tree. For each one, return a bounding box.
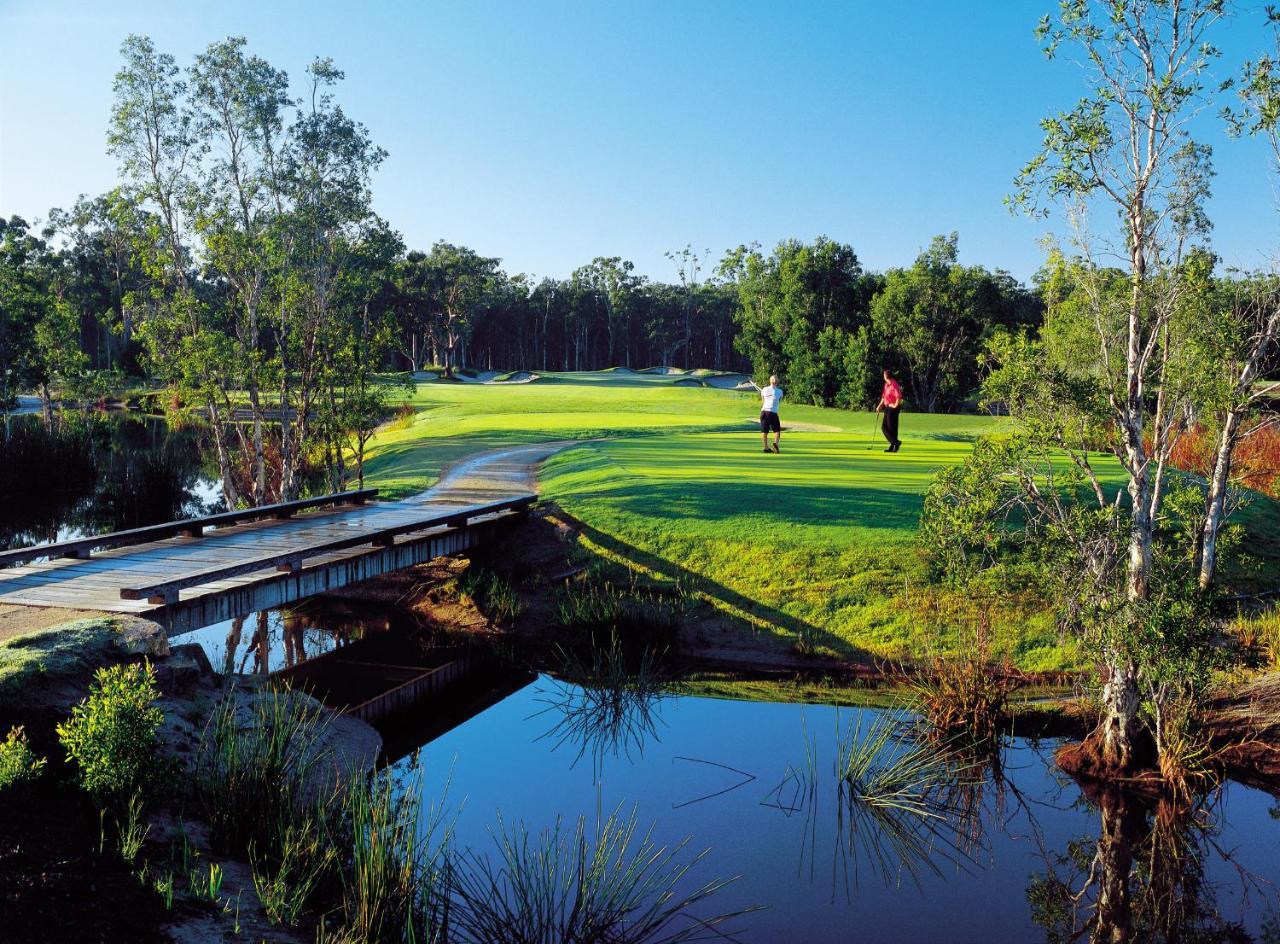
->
[418,241,500,373]
[392,250,437,372]
[870,234,1039,412]
[990,0,1229,773]
[0,216,77,427]
[722,237,874,405]
[271,57,387,499]
[1193,19,1280,589]
[189,36,291,505]
[46,192,151,377]
[665,244,709,369]
[570,256,641,368]
[109,34,242,505]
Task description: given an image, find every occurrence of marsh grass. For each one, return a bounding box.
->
[555,577,682,649]
[323,766,453,943]
[449,805,749,944]
[251,817,338,927]
[194,684,332,856]
[457,566,523,623]
[904,613,1023,750]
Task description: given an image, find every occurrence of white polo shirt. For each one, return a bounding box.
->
[760,385,783,413]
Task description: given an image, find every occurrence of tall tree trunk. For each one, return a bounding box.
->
[39,382,54,432]
[206,396,240,508]
[1198,408,1242,590]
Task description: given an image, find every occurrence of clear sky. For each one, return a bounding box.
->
[1,0,1277,284]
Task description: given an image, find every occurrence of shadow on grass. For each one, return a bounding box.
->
[561,480,925,533]
[568,515,870,663]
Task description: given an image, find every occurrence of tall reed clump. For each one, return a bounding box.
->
[906,618,1022,750]
[836,710,976,885]
[448,805,746,944]
[194,685,332,856]
[320,766,453,944]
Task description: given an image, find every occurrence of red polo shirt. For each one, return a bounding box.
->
[882,378,903,408]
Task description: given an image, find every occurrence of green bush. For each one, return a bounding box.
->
[0,725,46,789]
[57,661,165,799]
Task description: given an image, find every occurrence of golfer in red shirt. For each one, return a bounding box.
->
[876,369,904,452]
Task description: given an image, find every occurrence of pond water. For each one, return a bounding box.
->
[0,412,220,550]
[392,676,1280,943]
[8,412,1280,940]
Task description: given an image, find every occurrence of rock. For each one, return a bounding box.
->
[113,617,169,658]
[154,643,212,693]
[233,687,383,802]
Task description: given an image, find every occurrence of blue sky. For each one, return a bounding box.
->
[1,0,1277,283]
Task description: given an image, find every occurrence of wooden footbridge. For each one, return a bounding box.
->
[0,489,534,635]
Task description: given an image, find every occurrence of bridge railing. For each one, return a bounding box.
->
[0,489,378,569]
[119,494,535,605]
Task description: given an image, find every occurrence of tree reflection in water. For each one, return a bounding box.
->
[533,636,672,772]
[1028,783,1280,944]
[0,412,215,550]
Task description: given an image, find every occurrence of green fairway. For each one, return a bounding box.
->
[360,370,1276,673]
[538,427,1087,671]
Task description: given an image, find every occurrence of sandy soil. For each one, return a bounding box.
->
[0,604,112,643]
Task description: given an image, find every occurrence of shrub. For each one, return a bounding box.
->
[57,661,164,800]
[0,725,46,789]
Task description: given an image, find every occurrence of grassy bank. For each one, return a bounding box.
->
[362,370,1280,673]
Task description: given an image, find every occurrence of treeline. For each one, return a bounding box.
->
[0,33,1047,510]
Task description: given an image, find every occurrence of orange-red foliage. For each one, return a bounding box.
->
[1170,422,1280,499]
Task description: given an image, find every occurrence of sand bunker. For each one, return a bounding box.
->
[409,370,439,381]
[703,373,752,390]
[673,377,704,387]
[640,366,686,375]
[490,371,540,384]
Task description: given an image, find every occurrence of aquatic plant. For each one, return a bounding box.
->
[194,684,332,855]
[323,765,453,944]
[0,725,45,789]
[835,710,979,889]
[448,805,747,944]
[57,661,165,801]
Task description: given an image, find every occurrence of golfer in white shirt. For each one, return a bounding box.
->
[759,375,783,453]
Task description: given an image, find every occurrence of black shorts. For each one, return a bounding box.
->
[760,410,781,433]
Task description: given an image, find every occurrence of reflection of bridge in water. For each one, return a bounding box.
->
[268,608,535,764]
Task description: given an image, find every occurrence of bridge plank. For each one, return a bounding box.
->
[0,489,378,568]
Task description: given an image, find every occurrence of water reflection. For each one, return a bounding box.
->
[0,412,218,550]
[533,639,673,770]
[178,597,391,676]
[1028,784,1280,943]
[402,679,1280,942]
